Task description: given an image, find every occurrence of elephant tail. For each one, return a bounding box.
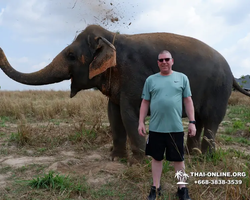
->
[233,78,250,97]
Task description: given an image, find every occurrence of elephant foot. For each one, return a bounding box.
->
[201,137,215,154]
[186,137,201,155]
[201,146,215,155]
[132,150,145,160]
[126,150,145,166]
[110,148,127,161]
[190,148,202,156]
[185,144,201,155]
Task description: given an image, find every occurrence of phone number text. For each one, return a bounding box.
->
[194,180,242,185]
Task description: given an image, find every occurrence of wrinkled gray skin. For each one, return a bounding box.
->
[1,25,250,161]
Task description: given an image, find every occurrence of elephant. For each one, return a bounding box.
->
[0,25,250,161]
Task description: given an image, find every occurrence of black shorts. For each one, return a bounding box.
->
[145,131,184,161]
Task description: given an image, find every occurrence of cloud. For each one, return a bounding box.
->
[31,61,49,70]
[0,8,4,24]
[210,0,250,25]
[127,1,230,47]
[17,57,29,63]
[222,32,250,78]
[1,0,145,44]
[0,0,250,90]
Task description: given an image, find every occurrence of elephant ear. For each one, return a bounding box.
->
[88,36,116,79]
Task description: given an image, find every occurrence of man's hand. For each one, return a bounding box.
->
[138,122,147,137]
[188,123,196,137]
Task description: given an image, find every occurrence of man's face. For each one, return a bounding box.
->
[157,53,174,75]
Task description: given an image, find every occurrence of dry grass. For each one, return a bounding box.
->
[0,90,111,152]
[1,90,248,121]
[0,90,250,200]
[0,90,108,122]
[228,91,250,106]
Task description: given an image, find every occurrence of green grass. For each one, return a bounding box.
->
[9,131,29,145]
[0,147,9,155]
[225,105,250,134]
[162,160,174,173]
[0,166,12,174]
[219,135,250,145]
[0,131,6,136]
[37,147,47,153]
[26,171,88,195]
[68,129,97,143]
[190,147,230,166]
[0,116,10,127]
[50,119,61,125]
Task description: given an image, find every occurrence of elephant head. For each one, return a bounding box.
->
[0,26,116,98]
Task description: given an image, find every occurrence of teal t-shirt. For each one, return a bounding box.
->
[142,71,192,132]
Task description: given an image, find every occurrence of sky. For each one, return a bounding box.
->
[0,0,250,91]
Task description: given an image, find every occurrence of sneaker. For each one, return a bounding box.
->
[157,185,162,197]
[147,186,156,200]
[177,187,192,200]
[147,186,162,200]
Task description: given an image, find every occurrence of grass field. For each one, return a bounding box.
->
[0,90,249,200]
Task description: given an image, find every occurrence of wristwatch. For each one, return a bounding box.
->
[189,121,196,124]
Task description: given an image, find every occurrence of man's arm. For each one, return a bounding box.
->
[138,99,150,136]
[184,96,196,137]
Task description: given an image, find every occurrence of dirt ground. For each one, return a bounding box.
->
[1,119,250,199]
[0,121,128,194]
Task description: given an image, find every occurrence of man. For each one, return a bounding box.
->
[138,50,196,200]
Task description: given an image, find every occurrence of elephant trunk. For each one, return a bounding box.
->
[0,48,71,85]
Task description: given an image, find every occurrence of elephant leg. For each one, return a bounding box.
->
[201,122,218,154]
[186,116,203,154]
[120,102,146,160]
[108,100,127,160]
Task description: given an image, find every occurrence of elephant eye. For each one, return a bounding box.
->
[68,52,76,61]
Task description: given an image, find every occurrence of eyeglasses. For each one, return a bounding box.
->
[158,58,172,62]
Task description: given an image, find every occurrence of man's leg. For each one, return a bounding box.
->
[174,161,185,188]
[147,158,163,200]
[174,161,192,200]
[152,158,163,188]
